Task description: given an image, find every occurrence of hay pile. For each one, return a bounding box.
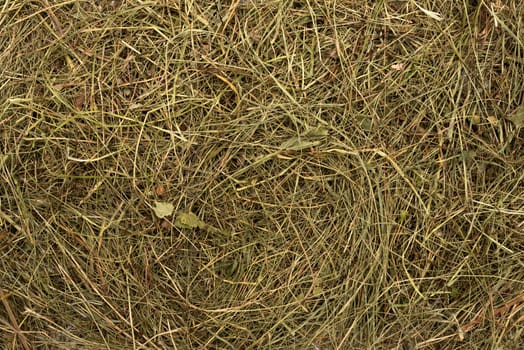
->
[1,1,523,348]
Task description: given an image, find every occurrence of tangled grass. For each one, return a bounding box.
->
[1,0,523,349]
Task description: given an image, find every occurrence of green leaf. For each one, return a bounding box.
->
[279,126,329,151]
[152,201,174,219]
[508,105,524,128]
[312,286,324,297]
[175,211,207,229]
[279,138,321,151]
[302,126,329,138]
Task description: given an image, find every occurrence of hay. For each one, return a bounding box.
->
[1,0,523,348]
